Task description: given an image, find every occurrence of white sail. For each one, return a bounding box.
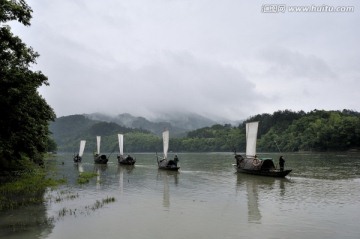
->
[118,134,124,156]
[96,136,101,154]
[162,130,169,159]
[79,140,86,157]
[246,122,259,158]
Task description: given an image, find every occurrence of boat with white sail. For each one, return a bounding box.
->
[94,136,108,164]
[73,140,86,163]
[234,121,292,177]
[117,134,136,165]
[157,130,179,171]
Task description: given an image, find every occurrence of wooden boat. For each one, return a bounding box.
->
[73,140,86,163]
[234,122,292,178]
[117,134,136,165]
[157,130,179,171]
[94,136,108,164]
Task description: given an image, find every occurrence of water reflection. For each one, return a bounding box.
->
[236,174,281,224]
[280,178,286,197]
[74,163,84,173]
[93,164,108,189]
[246,179,261,223]
[157,170,179,208]
[0,204,54,239]
[117,165,135,194]
[118,164,135,174]
[118,165,123,194]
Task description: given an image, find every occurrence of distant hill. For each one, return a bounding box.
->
[50,115,96,146]
[85,112,218,137]
[50,112,220,152]
[50,109,360,153]
[49,114,150,152]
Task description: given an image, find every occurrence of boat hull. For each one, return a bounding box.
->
[73,156,82,163]
[94,154,108,164]
[158,159,180,171]
[236,167,292,177]
[158,165,180,171]
[117,156,136,165]
[119,161,136,165]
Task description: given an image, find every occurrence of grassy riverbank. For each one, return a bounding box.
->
[0,156,65,211]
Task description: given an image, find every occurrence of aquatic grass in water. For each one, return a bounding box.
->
[56,196,116,218]
[52,190,79,203]
[87,197,116,211]
[58,207,78,217]
[0,156,115,235]
[0,162,66,211]
[77,172,98,184]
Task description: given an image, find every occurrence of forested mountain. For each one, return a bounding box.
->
[50,112,219,152]
[85,112,217,136]
[179,109,360,152]
[50,110,360,153]
[50,115,152,152]
[257,109,360,152]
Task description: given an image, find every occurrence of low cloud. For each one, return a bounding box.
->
[259,47,337,81]
[14,0,360,121]
[40,51,267,121]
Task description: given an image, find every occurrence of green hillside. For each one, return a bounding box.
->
[50,110,360,153]
[50,115,154,153]
[176,109,360,152]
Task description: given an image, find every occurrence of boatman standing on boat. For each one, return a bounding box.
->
[279,156,285,171]
[174,155,179,165]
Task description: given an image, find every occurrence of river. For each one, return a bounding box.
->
[1,152,360,239]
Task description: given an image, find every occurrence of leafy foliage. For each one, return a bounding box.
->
[256,110,360,152]
[180,124,241,152]
[0,0,55,170]
[176,109,360,152]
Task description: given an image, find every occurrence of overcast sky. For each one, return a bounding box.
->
[10,0,360,121]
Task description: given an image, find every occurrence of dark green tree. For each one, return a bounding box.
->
[0,0,55,169]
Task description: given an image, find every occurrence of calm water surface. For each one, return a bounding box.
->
[1,152,360,239]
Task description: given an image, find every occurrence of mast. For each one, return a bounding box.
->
[162,130,169,159]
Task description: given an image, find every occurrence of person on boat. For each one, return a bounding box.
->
[254,155,261,162]
[174,155,179,164]
[253,155,261,167]
[167,155,179,167]
[235,154,244,166]
[279,156,285,171]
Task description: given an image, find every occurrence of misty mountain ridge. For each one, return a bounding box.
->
[49,112,236,152]
[84,112,224,136]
